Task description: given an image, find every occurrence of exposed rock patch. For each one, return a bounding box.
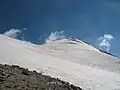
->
[0,64,82,90]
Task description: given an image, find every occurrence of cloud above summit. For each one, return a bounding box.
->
[98,34,114,52]
[45,31,65,44]
[3,29,21,38]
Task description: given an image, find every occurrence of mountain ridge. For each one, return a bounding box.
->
[1,34,119,58]
[66,36,119,58]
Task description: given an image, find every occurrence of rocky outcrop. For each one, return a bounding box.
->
[0,64,82,90]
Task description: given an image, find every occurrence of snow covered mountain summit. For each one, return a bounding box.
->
[0,34,120,90]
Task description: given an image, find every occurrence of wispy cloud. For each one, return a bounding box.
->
[23,28,27,31]
[45,31,65,44]
[98,34,114,52]
[3,29,21,38]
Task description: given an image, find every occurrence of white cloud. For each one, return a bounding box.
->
[98,34,114,52]
[45,30,65,44]
[104,34,114,41]
[3,29,21,38]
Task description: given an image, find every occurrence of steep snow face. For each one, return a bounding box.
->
[43,38,120,72]
[0,34,120,90]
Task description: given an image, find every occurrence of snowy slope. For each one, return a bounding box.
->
[0,34,120,90]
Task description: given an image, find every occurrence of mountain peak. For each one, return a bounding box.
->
[46,36,85,44]
[0,33,120,90]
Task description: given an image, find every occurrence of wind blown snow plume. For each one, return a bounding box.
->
[45,31,65,43]
[3,29,21,38]
[98,34,114,52]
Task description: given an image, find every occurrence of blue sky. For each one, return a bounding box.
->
[0,0,120,56]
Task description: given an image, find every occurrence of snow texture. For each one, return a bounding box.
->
[0,34,120,90]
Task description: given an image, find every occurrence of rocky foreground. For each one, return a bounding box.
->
[0,64,82,90]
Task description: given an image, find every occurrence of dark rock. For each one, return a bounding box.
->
[0,64,83,90]
[22,69,30,76]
